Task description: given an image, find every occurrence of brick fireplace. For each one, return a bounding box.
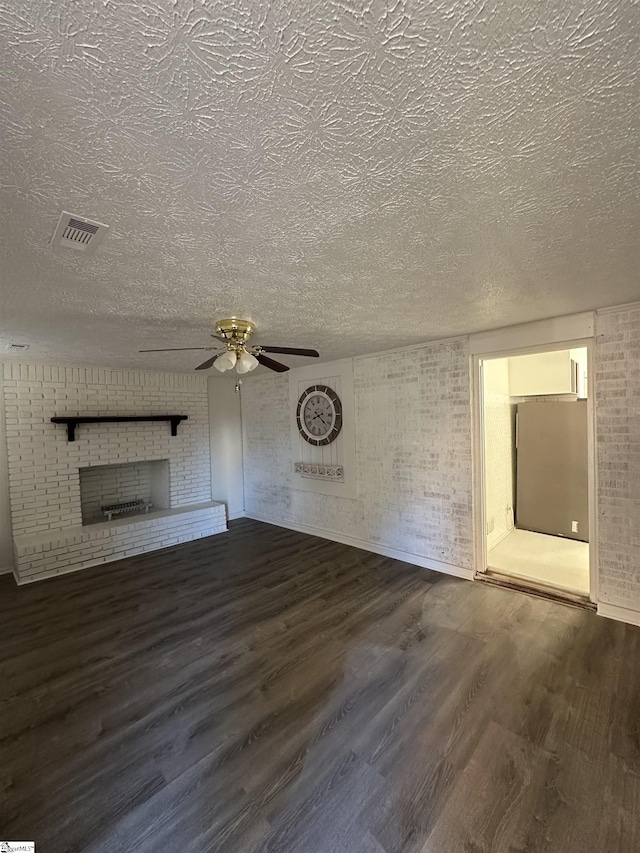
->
[3,363,226,583]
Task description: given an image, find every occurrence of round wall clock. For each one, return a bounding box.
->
[296,384,343,446]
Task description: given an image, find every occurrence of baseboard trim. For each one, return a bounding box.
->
[227,510,247,521]
[597,602,640,627]
[487,526,512,552]
[244,512,474,580]
[0,565,14,575]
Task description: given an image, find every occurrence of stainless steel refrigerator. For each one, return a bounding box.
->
[516,400,589,542]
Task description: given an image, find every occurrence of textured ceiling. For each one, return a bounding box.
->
[1,0,639,373]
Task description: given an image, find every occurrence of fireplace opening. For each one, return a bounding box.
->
[79,459,170,525]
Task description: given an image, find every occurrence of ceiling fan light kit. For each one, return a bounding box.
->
[214,350,238,372]
[139,318,320,376]
[236,351,259,374]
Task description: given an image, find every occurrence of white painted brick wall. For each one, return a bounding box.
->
[2,363,225,582]
[595,306,640,609]
[242,339,474,571]
[244,316,640,613]
[13,504,227,584]
[3,363,211,535]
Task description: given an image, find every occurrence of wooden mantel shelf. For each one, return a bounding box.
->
[51,415,188,442]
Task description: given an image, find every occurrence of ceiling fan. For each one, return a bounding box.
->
[139,318,319,374]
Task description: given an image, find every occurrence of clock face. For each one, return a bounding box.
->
[296,385,342,446]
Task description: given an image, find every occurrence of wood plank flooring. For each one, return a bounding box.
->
[1,518,639,852]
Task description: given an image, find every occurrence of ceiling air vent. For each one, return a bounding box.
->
[6,343,30,352]
[50,211,109,254]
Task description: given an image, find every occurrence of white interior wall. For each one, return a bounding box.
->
[0,373,14,572]
[242,307,640,621]
[242,340,474,578]
[483,358,515,550]
[570,348,589,397]
[208,377,244,519]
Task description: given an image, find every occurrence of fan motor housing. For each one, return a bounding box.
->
[215,319,255,345]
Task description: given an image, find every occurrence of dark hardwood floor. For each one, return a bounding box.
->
[1,519,639,852]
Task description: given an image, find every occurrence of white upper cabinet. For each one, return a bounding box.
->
[508,350,587,397]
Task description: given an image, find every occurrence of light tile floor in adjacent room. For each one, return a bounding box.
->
[488,528,590,595]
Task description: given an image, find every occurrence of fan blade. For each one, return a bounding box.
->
[257,353,290,373]
[139,346,217,352]
[195,354,222,370]
[260,346,320,357]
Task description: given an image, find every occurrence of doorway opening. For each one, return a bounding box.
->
[478,345,592,600]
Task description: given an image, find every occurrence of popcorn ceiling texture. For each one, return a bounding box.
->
[1,1,639,371]
[242,339,474,571]
[595,306,640,609]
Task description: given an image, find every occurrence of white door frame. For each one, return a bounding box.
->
[471,335,598,603]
